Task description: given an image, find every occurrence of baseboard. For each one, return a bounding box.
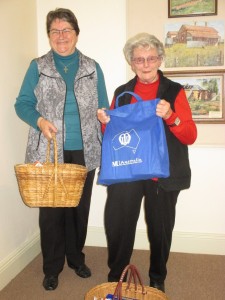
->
[0,231,41,291]
[1,227,224,291]
[86,226,225,255]
[171,231,225,255]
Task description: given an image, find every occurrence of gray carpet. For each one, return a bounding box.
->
[0,246,224,300]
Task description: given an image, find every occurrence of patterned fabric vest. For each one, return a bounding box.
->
[25,50,102,171]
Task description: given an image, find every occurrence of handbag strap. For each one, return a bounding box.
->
[113,264,146,300]
[115,91,143,108]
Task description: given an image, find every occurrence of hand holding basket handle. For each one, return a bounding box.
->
[37,117,57,141]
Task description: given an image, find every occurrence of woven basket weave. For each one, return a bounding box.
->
[14,135,87,207]
[85,265,169,300]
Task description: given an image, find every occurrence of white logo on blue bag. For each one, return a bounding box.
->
[119,132,131,146]
[112,129,140,154]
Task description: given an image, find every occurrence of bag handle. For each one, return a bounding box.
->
[112,264,146,300]
[106,91,144,118]
[106,92,160,119]
[115,91,143,108]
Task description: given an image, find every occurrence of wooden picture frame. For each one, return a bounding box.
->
[164,69,225,123]
[168,0,217,18]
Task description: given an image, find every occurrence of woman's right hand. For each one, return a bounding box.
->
[97,108,110,124]
[37,117,58,140]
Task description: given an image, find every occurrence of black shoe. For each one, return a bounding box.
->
[150,281,165,292]
[74,264,91,278]
[43,275,58,291]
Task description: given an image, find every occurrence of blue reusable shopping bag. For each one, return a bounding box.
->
[98,91,170,185]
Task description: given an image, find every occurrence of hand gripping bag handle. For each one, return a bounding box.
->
[113,264,146,300]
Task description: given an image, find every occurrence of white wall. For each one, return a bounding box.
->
[0,0,224,291]
[0,0,40,291]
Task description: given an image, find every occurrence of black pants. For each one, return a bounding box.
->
[105,180,179,283]
[39,150,95,276]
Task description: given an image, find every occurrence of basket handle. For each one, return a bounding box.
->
[45,134,58,205]
[113,264,146,300]
[46,134,58,165]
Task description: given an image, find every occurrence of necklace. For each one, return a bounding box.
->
[60,60,75,73]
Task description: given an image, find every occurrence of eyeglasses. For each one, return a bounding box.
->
[131,56,160,65]
[49,28,75,37]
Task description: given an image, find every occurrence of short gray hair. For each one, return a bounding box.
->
[46,8,80,36]
[123,33,165,64]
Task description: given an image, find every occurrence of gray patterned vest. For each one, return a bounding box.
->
[25,50,102,171]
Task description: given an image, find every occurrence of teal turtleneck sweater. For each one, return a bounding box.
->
[54,50,81,150]
[15,49,109,150]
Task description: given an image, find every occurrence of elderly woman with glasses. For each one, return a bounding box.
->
[15,8,109,291]
[97,32,197,293]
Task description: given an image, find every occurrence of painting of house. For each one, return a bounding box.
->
[166,73,223,120]
[183,84,212,101]
[164,20,224,67]
[166,23,220,47]
[176,23,220,46]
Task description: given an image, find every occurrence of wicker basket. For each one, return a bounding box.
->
[14,135,87,207]
[85,265,169,300]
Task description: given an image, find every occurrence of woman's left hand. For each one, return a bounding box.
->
[156,99,172,119]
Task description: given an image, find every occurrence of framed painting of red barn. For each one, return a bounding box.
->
[164,20,224,68]
[168,0,217,18]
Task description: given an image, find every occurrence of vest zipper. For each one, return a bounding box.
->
[36,132,41,150]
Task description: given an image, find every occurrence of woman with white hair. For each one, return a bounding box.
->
[97,33,197,292]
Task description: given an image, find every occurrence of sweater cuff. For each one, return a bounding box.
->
[164,111,177,126]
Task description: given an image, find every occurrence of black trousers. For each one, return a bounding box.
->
[105,180,179,283]
[39,150,95,276]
